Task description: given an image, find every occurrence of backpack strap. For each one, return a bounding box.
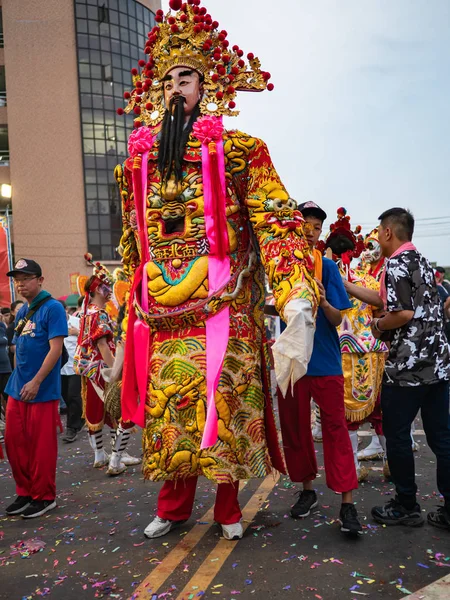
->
[15,296,52,337]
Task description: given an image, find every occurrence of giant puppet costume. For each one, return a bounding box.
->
[116,0,318,539]
[74,256,140,476]
[322,210,388,481]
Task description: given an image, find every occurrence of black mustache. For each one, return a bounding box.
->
[170,95,187,106]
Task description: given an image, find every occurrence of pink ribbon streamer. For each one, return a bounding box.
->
[194,116,230,449]
[124,128,155,427]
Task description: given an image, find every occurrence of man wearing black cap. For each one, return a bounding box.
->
[4,259,68,518]
[279,202,362,537]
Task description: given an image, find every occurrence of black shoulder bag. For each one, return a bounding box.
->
[15,297,69,367]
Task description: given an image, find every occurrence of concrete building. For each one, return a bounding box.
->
[0,0,160,296]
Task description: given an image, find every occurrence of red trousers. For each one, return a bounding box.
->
[5,397,58,501]
[157,478,242,525]
[279,376,358,493]
[347,395,384,436]
[82,377,115,432]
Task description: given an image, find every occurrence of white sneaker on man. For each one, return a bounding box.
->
[221,522,243,540]
[121,451,141,466]
[144,516,185,539]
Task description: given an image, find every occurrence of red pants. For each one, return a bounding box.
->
[5,397,58,501]
[157,478,242,525]
[347,395,384,436]
[82,377,115,432]
[279,376,358,493]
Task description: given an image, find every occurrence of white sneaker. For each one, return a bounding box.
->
[357,437,384,461]
[312,424,323,442]
[144,516,184,539]
[412,440,419,452]
[221,522,243,540]
[94,449,110,468]
[121,452,142,466]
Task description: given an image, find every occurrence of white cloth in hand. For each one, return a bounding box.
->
[272,298,315,398]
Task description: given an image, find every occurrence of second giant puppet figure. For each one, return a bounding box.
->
[115,0,318,540]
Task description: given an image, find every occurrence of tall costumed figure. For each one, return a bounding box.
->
[116,0,319,540]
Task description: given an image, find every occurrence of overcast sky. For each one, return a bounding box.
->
[161,1,450,265]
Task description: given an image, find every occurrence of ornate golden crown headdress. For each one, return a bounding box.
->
[364,226,379,244]
[84,253,115,289]
[117,0,273,127]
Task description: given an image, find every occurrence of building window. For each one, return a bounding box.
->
[74,0,156,260]
[0,125,9,166]
[0,8,4,49]
[98,4,109,24]
[0,66,6,107]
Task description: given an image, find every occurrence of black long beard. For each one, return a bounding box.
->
[158,96,201,185]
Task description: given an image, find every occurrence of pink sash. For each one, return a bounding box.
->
[121,128,155,426]
[193,116,230,449]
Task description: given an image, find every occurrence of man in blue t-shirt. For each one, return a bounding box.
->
[4,259,68,519]
[278,202,362,537]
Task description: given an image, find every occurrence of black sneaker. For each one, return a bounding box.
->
[6,495,32,515]
[62,429,77,443]
[371,497,424,527]
[339,503,363,537]
[290,490,318,518]
[427,506,450,531]
[21,499,56,519]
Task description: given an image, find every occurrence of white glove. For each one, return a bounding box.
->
[272,297,315,398]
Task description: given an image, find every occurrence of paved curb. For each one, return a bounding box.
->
[404,574,450,599]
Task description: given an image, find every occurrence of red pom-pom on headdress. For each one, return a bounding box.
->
[324,208,365,260]
[169,0,183,10]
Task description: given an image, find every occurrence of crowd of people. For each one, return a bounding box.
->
[1,0,450,544]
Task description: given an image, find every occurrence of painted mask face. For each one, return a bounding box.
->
[361,236,382,264]
[163,67,202,119]
[98,283,112,300]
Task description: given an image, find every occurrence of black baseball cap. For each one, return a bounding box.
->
[7,258,42,278]
[298,201,327,223]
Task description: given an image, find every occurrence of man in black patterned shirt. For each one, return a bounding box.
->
[370,208,450,531]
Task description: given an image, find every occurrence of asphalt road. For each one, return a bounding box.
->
[1,421,449,600]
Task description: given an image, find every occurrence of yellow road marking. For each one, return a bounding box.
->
[175,472,280,600]
[129,481,248,598]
